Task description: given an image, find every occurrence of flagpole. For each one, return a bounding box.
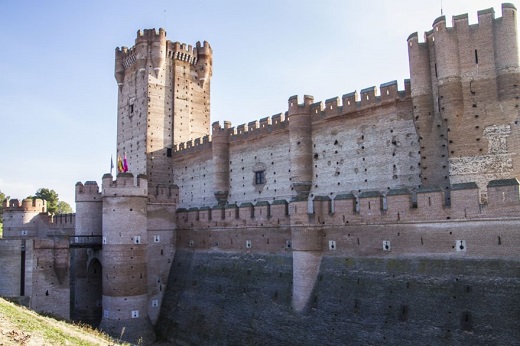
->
[110,155,114,176]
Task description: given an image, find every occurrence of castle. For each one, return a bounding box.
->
[1,4,519,345]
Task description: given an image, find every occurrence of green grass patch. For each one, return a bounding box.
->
[0,298,128,345]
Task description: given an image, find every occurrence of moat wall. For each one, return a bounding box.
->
[156,250,520,345]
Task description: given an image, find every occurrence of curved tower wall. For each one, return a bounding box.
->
[495,4,519,100]
[288,95,314,200]
[2,199,46,238]
[74,181,102,236]
[99,173,155,344]
[211,121,231,204]
[72,181,102,325]
[408,4,520,201]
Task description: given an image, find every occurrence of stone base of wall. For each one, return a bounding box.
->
[156,250,520,345]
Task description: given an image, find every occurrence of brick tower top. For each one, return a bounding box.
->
[114,28,213,189]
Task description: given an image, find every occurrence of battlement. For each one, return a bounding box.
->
[176,179,520,229]
[3,198,47,213]
[408,3,517,49]
[173,79,410,156]
[115,28,211,87]
[165,40,212,66]
[101,173,148,197]
[173,135,212,154]
[173,113,290,155]
[48,213,76,229]
[136,28,166,42]
[148,183,179,204]
[429,5,507,31]
[312,80,411,120]
[75,181,102,202]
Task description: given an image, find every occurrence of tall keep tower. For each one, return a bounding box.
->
[408,4,520,201]
[115,29,212,187]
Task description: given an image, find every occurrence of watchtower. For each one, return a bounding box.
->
[98,173,155,344]
[115,29,213,188]
[408,4,520,201]
[2,198,46,238]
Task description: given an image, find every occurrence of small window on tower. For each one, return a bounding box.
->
[167,148,172,157]
[130,104,134,113]
[255,171,265,185]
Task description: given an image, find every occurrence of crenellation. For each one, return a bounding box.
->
[324,97,340,117]
[148,183,178,204]
[173,179,520,228]
[360,86,378,107]
[358,191,383,218]
[4,198,47,213]
[239,202,255,221]
[380,80,399,101]
[236,123,248,134]
[248,120,259,131]
[259,117,270,128]
[48,213,75,226]
[385,189,412,221]
[254,201,270,222]
[477,7,495,24]
[310,101,324,117]
[450,182,481,218]
[342,91,359,112]
[313,196,331,224]
[102,173,148,197]
[75,181,101,202]
[271,112,285,125]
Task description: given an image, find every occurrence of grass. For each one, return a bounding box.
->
[0,297,128,345]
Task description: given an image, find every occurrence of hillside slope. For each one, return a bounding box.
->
[0,298,126,345]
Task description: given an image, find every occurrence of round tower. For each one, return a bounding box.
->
[114,47,126,91]
[2,198,46,238]
[195,40,213,86]
[135,30,148,73]
[288,95,314,199]
[72,181,103,326]
[495,3,519,100]
[407,31,450,190]
[75,181,102,236]
[99,173,155,344]
[431,17,464,184]
[212,121,231,205]
[151,28,166,77]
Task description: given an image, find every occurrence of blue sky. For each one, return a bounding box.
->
[0,0,516,208]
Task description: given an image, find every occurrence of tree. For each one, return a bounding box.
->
[34,188,59,214]
[56,201,73,214]
[0,190,6,230]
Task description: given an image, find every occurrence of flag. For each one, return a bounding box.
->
[123,153,129,172]
[110,155,114,175]
[117,155,124,173]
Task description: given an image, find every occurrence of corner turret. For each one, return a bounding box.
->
[212,121,232,205]
[2,198,47,238]
[288,95,314,199]
[408,4,520,201]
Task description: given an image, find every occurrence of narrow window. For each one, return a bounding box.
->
[166,148,172,157]
[434,63,438,77]
[474,49,478,64]
[130,104,134,113]
[255,171,265,185]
